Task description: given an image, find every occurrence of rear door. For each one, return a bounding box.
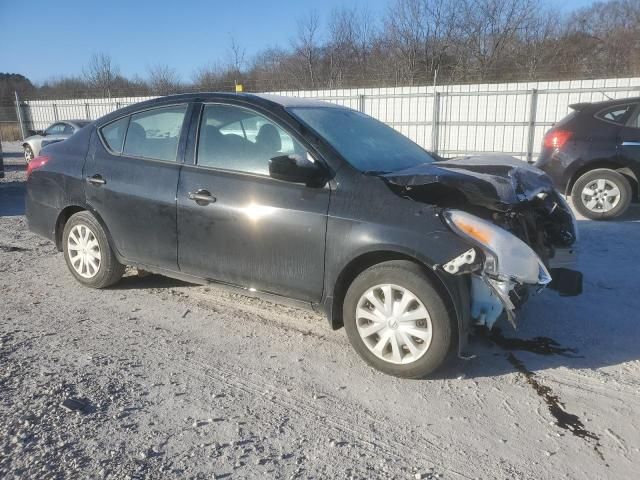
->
[84,103,192,269]
[617,103,640,186]
[176,102,330,302]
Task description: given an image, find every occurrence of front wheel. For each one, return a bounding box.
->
[571,168,631,220]
[62,212,125,288]
[343,260,455,378]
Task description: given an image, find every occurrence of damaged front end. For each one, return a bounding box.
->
[442,209,552,328]
[384,155,582,330]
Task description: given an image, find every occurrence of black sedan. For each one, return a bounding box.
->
[535,97,640,219]
[26,93,581,378]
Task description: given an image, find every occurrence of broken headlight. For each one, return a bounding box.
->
[443,209,551,286]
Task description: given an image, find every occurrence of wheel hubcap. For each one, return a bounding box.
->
[581,178,621,213]
[67,224,101,278]
[356,284,433,365]
[24,147,33,162]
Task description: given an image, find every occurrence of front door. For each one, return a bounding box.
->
[84,103,191,269]
[177,103,330,302]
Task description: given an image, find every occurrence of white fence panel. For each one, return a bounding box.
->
[18,77,640,161]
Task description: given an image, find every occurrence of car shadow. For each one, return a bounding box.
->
[2,150,24,159]
[0,180,25,216]
[3,163,26,173]
[441,215,640,380]
[112,273,193,290]
[106,211,640,381]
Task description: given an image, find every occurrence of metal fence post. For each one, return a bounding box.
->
[526,88,538,163]
[14,91,27,140]
[431,92,440,154]
[0,138,4,179]
[358,94,365,113]
[53,104,59,121]
[85,103,91,120]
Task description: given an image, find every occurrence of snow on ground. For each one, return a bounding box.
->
[1,141,639,479]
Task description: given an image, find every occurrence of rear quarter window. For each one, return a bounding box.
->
[595,104,635,125]
[100,116,129,153]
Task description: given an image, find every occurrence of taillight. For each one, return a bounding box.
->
[26,155,49,178]
[543,130,573,149]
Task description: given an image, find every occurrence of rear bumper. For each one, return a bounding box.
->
[26,192,58,244]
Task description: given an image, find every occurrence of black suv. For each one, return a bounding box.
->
[535,97,640,219]
[26,93,581,378]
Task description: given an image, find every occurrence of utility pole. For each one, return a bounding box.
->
[14,91,27,141]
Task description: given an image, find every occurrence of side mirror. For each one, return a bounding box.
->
[269,154,324,186]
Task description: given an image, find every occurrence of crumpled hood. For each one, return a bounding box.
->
[382,155,555,211]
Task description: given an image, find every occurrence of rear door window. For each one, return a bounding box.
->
[626,106,640,129]
[45,123,65,135]
[123,105,188,161]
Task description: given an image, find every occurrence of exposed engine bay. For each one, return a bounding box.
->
[382,155,582,329]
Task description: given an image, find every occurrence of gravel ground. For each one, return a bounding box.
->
[1,141,639,479]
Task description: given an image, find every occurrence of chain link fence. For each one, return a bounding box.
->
[11,77,640,160]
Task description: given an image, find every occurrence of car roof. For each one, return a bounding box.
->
[570,96,640,111]
[50,120,91,126]
[96,92,346,126]
[252,93,342,108]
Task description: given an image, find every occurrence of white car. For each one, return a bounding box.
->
[23,120,91,162]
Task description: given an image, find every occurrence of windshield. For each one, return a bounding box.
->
[288,107,435,173]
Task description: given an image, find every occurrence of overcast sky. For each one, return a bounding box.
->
[0,0,600,84]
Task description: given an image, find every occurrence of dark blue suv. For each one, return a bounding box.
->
[535,97,640,219]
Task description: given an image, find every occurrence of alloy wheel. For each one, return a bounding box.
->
[67,224,101,279]
[581,178,621,213]
[24,146,33,163]
[355,284,433,365]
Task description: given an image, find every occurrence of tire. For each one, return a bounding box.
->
[571,168,632,220]
[24,145,34,163]
[62,211,125,288]
[343,260,455,378]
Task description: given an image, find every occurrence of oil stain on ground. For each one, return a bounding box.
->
[481,327,606,464]
[506,351,607,465]
[489,327,581,357]
[0,244,29,253]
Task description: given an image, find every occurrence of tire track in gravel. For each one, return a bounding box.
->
[76,296,480,480]
[0,218,565,479]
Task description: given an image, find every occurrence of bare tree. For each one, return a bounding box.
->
[292,10,321,88]
[327,6,377,87]
[457,0,538,81]
[83,52,120,96]
[192,62,239,91]
[147,64,181,95]
[226,35,246,75]
[566,0,640,78]
[383,0,459,85]
[26,1,640,99]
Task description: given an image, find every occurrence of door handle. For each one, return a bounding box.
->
[86,174,106,186]
[188,189,216,205]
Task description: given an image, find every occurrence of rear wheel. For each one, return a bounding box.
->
[343,260,454,378]
[62,212,125,288]
[571,168,631,220]
[24,145,34,163]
